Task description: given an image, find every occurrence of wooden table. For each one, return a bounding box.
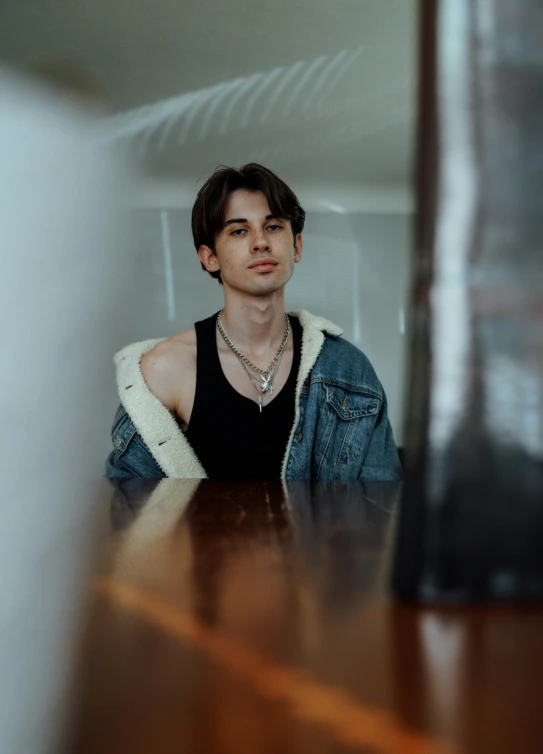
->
[67,480,543,754]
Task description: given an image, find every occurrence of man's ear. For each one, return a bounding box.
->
[198,245,220,273]
[293,233,303,263]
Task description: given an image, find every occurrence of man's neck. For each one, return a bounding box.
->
[220,292,288,357]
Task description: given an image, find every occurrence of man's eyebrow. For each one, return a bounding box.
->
[223,217,247,227]
[222,214,278,227]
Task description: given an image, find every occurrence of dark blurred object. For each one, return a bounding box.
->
[393,0,543,602]
[29,59,105,109]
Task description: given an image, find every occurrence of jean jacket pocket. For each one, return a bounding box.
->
[317,384,381,480]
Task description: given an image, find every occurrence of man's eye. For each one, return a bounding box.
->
[267,225,283,231]
[231,228,246,236]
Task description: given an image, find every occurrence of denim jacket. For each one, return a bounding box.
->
[105,310,402,482]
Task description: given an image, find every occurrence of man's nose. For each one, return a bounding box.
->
[251,231,270,253]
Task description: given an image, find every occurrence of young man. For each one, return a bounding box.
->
[106,163,402,481]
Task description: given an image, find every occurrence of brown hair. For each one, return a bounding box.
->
[191,163,306,283]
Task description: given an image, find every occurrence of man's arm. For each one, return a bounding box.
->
[105,341,181,479]
[140,332,196,431]
[140,342,182,413]
[359,393,403,483]
[105,403,165,478]
[105,331,197,478]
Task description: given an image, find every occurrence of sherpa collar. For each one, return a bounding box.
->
[114,310,343,478]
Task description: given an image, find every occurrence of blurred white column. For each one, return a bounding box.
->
[0,70,133,754]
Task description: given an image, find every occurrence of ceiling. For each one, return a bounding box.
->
[1,0,418,187]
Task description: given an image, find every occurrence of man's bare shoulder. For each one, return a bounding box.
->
[140,327,196,411]
[142,327,196,368]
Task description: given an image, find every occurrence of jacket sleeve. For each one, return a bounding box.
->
[105,403,166,479]
[359,392,403,483]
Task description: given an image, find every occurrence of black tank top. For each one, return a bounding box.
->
[185,312,302,479]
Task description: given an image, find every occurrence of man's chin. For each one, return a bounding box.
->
[252,267,294,292]
[223,270,292,296]
[250,278,287,296]
[234,272,285,295]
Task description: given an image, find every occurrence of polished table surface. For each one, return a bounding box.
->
[67,481,543,754]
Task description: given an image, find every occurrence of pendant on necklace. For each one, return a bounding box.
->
[260,374,271,392]
[258,393,262,412]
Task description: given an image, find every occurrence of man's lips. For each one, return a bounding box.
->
[248,259,278,270]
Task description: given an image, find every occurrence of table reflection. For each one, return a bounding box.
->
[65,480,543,754]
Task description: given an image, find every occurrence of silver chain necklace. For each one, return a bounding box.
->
[217,312,290,412]
[238,345,286,411]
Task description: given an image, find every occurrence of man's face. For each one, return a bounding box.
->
[199,189,302,295]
